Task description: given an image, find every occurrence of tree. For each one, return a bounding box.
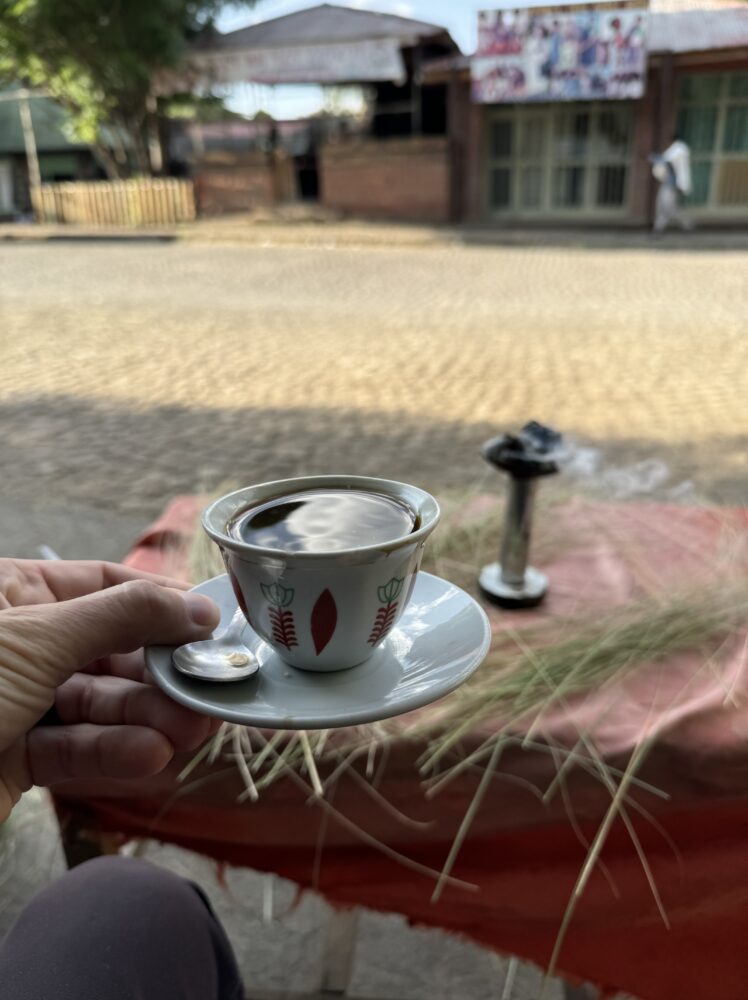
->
[0,0,254,176]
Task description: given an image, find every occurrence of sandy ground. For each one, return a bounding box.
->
[1,240,746,536]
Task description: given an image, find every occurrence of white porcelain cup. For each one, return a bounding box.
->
[202,475,440,671]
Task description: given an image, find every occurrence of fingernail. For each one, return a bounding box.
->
[182,592,220,627]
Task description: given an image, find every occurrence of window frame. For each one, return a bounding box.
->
[484,102,634,218]
[676,71,748,214]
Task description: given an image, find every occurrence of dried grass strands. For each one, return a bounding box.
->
[424,587,748,764]
[177,737,214,783]
[541,628,742,993]
[232,725,258,802]
[431,737,504,903]
[299,731,323,798]
[542,735,655,994]
[344,766,434,831]
[546,739,620,900]
[251,731,479,894]
[208,722,231,765]
[505,631,671,931]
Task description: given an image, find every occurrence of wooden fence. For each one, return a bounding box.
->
[32,178,196,227]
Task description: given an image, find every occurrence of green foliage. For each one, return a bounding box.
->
[0,0,253,170]
[163,92,245,122]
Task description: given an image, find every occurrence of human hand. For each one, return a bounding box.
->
[0,559,221,821]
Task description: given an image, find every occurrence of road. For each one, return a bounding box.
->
[1,239,746,539]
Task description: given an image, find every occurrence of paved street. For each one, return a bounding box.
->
[1,239,746,558]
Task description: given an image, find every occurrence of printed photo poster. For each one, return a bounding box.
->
[473,3,648,103]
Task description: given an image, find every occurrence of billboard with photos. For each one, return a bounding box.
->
[473,3,648,103]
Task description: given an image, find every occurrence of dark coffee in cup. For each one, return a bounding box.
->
[228,488,418,553]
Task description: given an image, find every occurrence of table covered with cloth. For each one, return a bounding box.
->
[53,497,748,1000]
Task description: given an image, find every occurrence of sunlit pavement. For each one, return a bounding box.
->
[1,239,746,548]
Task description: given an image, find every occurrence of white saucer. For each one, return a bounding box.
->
[146,572,491,730]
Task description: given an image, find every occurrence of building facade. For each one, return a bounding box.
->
[143,2,748,227]
[430,2,748,226]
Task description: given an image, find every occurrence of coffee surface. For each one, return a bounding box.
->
[229,489,417,553]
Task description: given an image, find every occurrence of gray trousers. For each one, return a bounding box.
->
[654,184,691,232]
[0,857,245,1000]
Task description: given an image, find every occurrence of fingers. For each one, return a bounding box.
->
[26,724,174,787]
[0,559,194,609]
[19,580,220,684]
[36,560,193,603]
[0,582,220,747]
[82,651,151,684]
[55,674,218,753]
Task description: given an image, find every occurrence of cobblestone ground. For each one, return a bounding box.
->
[1,240,746,522]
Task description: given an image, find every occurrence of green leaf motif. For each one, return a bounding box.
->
[377,577,404,604]
[261,582,294,607]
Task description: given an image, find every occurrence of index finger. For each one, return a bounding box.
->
[35,560,193,603]
[82,651,153,684]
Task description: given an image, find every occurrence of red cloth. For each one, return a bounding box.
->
[55,498,748,1000]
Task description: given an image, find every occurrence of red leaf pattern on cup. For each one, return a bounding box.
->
[311,589,337,655]
[269,606,298,650]
[368,576,404,646]
[261,582,297,649]
[227,568,253,629]
[367,603,398,645]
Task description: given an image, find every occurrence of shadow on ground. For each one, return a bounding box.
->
[1,395,745,524]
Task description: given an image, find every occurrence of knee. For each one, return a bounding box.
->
[68,855,141,878]
[69,854,179,887]
[1,859,240,1000]
[54,856,208,922]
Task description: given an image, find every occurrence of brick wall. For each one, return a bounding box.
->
[319,137,450,223]
[194,151,296,216]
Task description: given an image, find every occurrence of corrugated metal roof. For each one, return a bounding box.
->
[649,0,740,12]
[195,3,453,52]
[649,5,748,52]
[0,90,87,156]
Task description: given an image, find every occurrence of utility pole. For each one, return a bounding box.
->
[145,93,163,175]
[18,89,42,202]
[0,88,45,207]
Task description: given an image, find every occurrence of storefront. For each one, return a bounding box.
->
[428,1,748,226]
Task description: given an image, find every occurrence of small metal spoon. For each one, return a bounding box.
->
[172,608,259,682]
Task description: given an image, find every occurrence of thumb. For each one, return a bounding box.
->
[0,581,219,746]
[37,580,219,674]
